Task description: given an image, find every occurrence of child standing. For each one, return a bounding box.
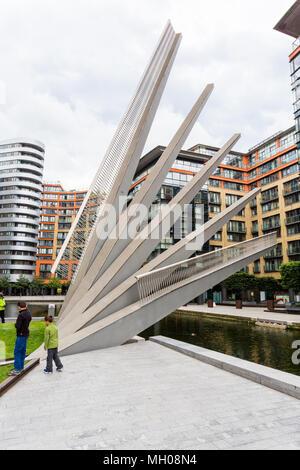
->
[43,315,63,374]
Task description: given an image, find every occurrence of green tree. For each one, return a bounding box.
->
[62,280,71,294]
[30,276,45,295]
[280,262,300,302]
[280,262,300,291]
[0,275,11,295]
[15,275,31,295]
[47,277,62,294]
[222,273,257,308]
[259,277,281,300]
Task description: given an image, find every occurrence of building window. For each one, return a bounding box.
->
[264,259,282,273]
[226,194,241,206]
[227,221,246,233]
[282,163,298,177]
[253,260,260,273]
[208,192,221,205]
[208,179,221,188]
[223,182,245,191]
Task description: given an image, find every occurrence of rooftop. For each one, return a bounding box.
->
[136,145,210,174]
[274,0,300,38]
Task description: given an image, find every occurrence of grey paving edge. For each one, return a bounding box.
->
[150,335,300,400]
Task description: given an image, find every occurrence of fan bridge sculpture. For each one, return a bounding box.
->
[30,22,277,358]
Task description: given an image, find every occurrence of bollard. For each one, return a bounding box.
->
[48,304,55,317]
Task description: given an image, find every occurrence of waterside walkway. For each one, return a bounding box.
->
[1,339,300,450]
[179,304,300,326]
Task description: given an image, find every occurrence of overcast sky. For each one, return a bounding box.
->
[0,0,296,189]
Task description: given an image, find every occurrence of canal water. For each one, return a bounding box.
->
[140,311,300,376]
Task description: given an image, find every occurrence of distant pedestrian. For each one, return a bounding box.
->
[8,301,31,376]
[43,315,63,374]
[0,292,6,323]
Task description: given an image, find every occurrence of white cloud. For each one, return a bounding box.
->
[0,0,296,188]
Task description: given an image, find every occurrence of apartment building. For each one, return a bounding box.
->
[129,125,299,280]
[198,127,299,279]
[36,183,87,280]
[0,139,44,281]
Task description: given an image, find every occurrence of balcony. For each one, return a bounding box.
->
[264,249,283,259]
[283,185,300,196]
[262,223,281,231]
[288,247,300,256]
[227,227,246,234]
[260,193,279,204]
[286,214,300,225]
[208,198,221,205]
[264,266,281,273]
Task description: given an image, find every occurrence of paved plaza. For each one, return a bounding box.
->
[1,340,300,450]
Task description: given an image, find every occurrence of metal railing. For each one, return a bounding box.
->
[260,193,279,204]
[283,185,300,196]
[286,214,300,225]
[135,233,277,304]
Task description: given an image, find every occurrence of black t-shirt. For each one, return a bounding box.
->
[15,308,32,337]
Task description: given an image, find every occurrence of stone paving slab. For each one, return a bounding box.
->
[179,304,300,325]
[150,336,300,399]
[1,340,300,450]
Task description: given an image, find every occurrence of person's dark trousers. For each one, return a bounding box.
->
[14,336,27,371]
[0,310,5,323]
[46,348,63,372]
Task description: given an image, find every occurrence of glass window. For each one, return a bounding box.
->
[282,164,299,177]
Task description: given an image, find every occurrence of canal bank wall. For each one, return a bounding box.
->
[177,304,300,330]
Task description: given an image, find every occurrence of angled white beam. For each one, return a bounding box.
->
[84,84,214,284]
[58,186,259,337]
[45,233,277,357]
[53,21,176,276]
[81,31,182,276]
[58,85,214,320]
[59,133,241,323]
[58,26,182,320]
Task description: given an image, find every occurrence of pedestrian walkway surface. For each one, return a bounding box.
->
[1,340,300,450]
[180,304,300,324]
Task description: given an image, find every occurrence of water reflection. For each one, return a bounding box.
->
[141,312,300,376]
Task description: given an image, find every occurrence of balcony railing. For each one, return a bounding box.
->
[261,193,279,204]
[286,214,300,225]
[264,250,283,259]
[283,185,300,196]
[208,199,221,205]
[227,227,246,234]
[288,247,300,256]
[262,223,281,231]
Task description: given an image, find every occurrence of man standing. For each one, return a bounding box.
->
[0,293,6,323]
[8,301,31,376]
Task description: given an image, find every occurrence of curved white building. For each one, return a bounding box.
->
[0,138,44,281]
